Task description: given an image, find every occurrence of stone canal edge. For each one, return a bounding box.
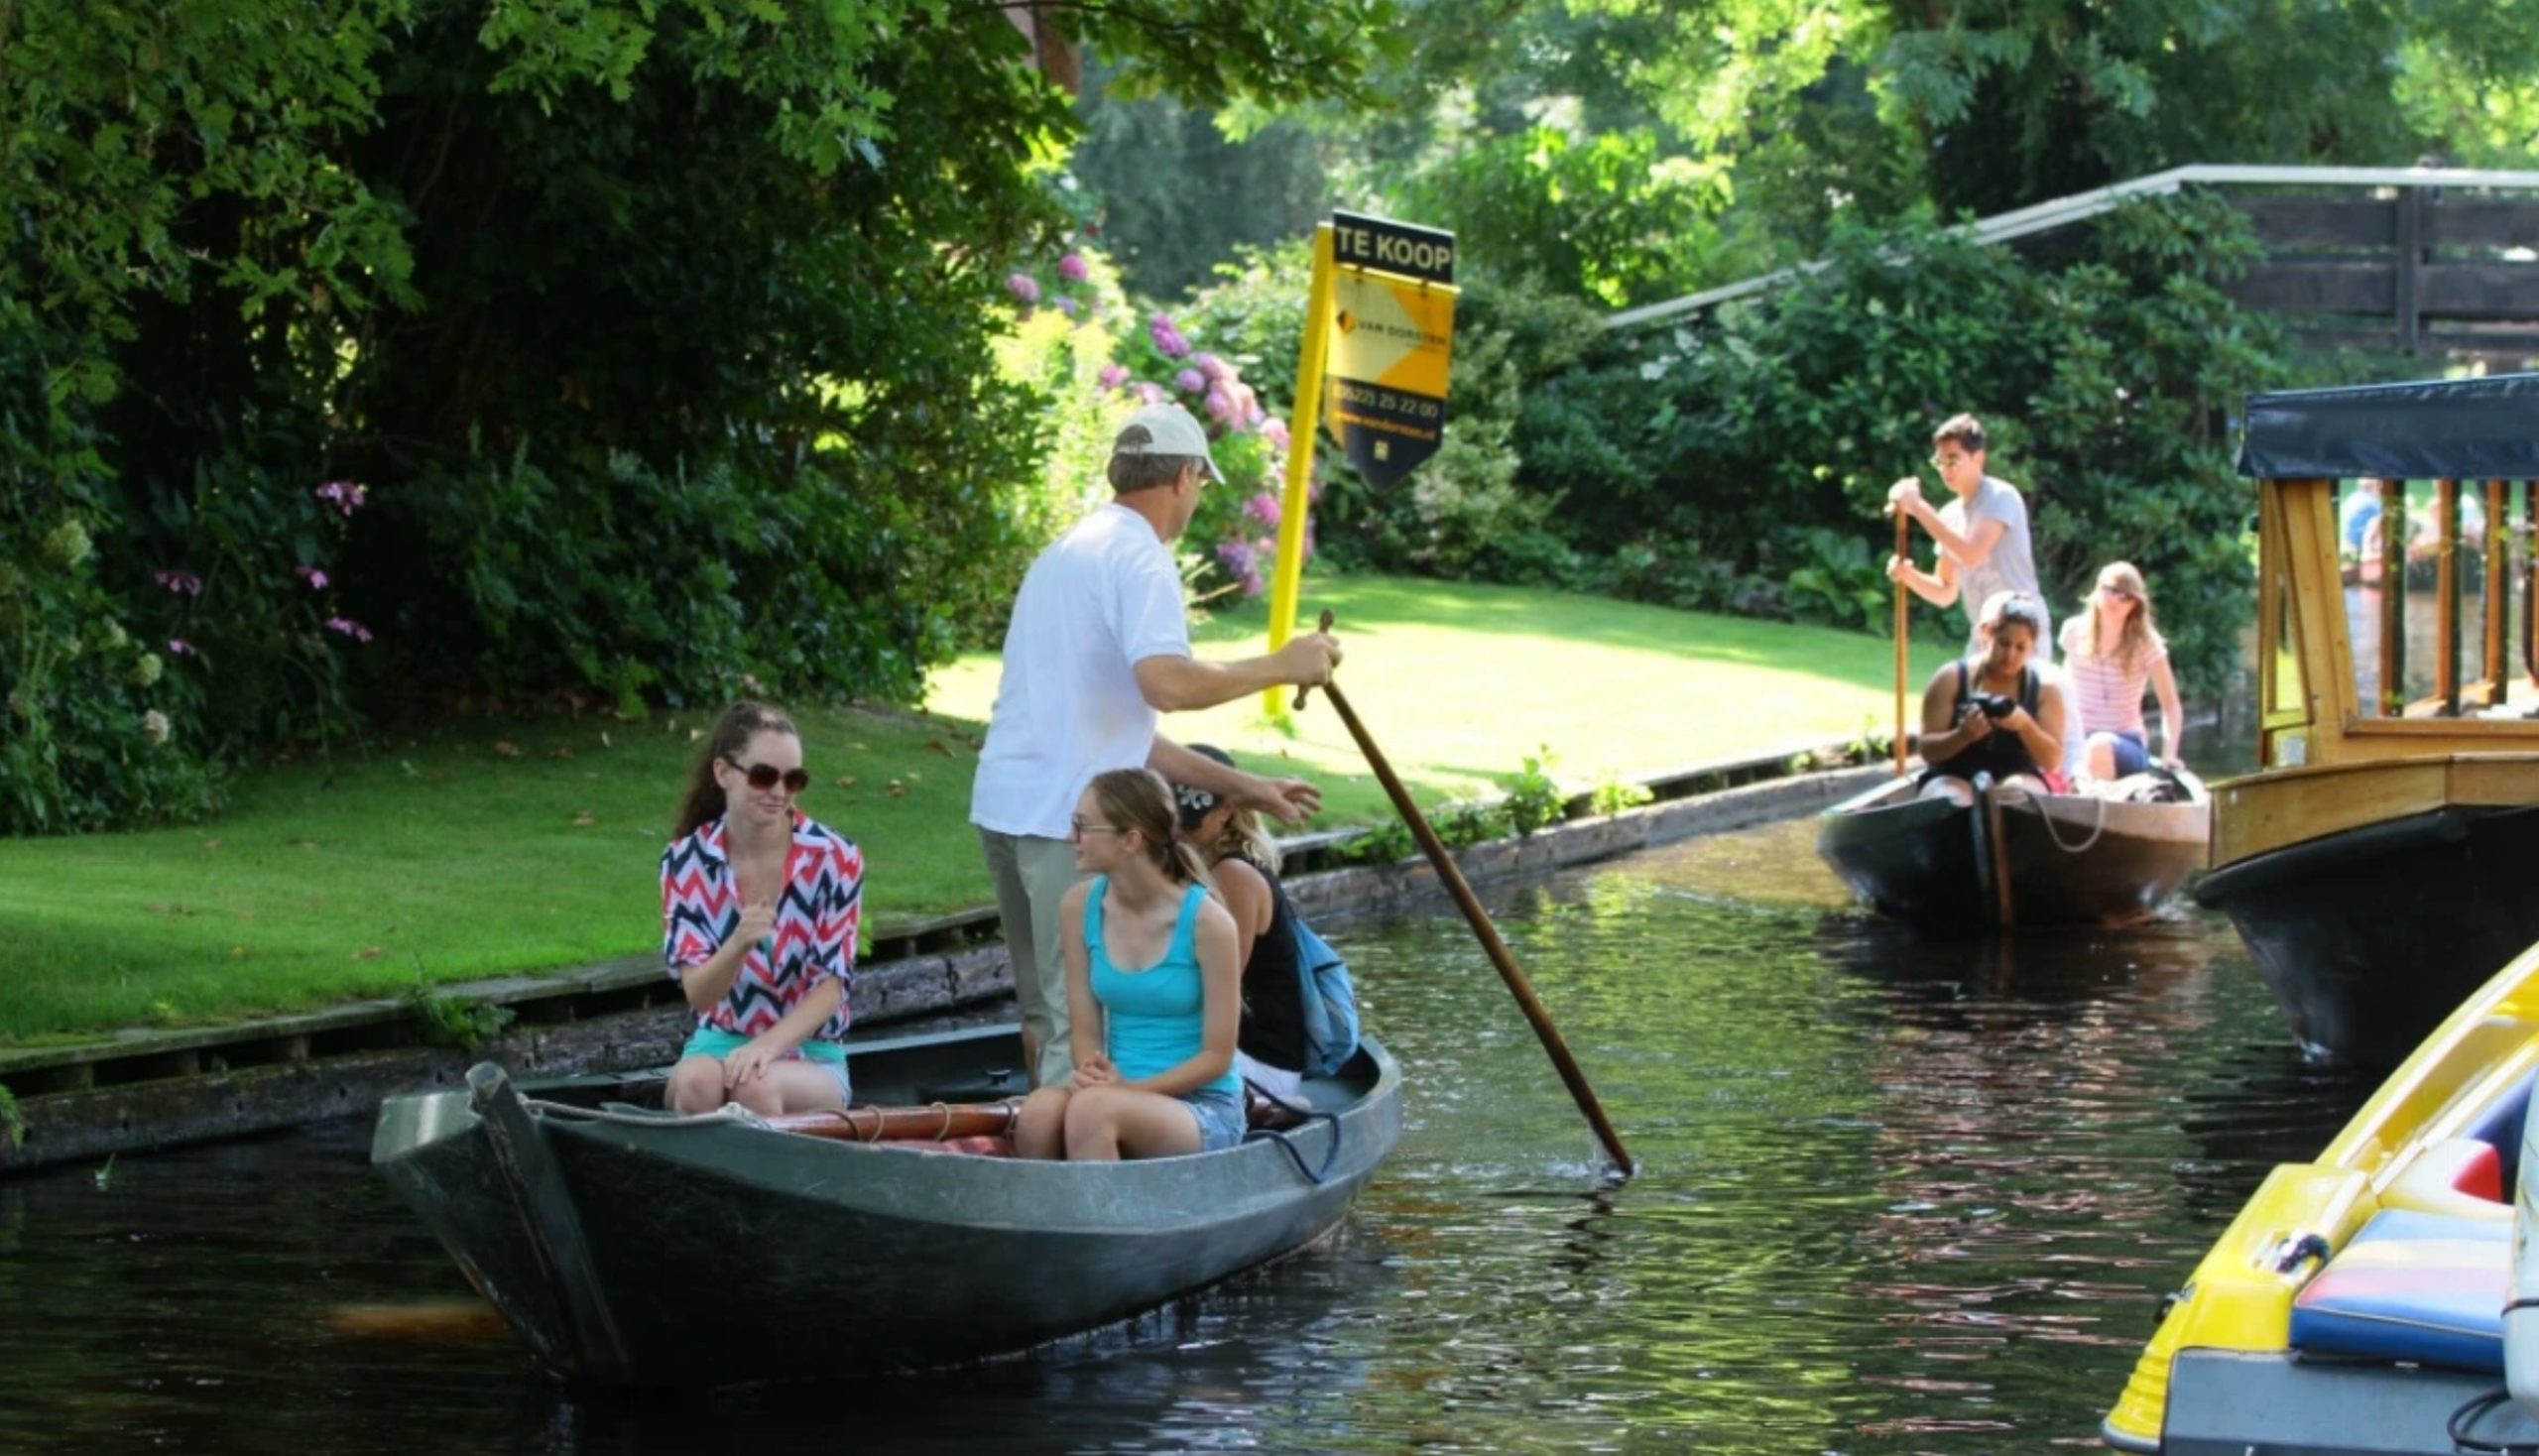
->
[0,743,1890,1173]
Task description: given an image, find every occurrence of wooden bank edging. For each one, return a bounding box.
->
[0,749,1887,1174]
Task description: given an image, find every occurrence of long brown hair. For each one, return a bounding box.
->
[672,701,799,840]
[2073,561,2159,668]
[1087,768,1213,890]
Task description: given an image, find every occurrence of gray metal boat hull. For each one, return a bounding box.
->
[372,1025,1402,1387]
[2112,1349,2538,1455]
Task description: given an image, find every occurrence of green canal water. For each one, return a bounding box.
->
[0,815,2369,1454]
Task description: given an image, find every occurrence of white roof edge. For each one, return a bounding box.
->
[1609,165,2539,332]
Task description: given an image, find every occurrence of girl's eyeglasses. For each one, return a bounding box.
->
[724,758,810,794]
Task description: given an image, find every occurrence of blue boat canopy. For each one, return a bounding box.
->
[2237,372,2539,481]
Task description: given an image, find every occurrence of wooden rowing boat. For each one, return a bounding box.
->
[371,1021,1401,1387]
[1816,773,2210,930]
[2209,371,2539,1062]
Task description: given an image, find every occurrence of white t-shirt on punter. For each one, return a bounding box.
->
[970,503,1191,841]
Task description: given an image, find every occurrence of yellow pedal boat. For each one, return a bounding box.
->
[2104,937,2539,1453]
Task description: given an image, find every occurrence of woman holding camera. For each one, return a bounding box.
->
[1915,591,2067,804]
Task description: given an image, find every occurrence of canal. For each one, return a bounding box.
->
[0,812,2368,1454]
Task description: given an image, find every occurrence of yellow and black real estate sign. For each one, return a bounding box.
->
[1323,210,1456,490]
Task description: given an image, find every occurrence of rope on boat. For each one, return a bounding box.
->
[2446,1387,2539,1453]
[2031,789,2108,856]
[1243,1081,1342,1185]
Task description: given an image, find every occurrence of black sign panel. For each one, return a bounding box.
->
[1330,210,1456,286]
[1327,378,1448,491]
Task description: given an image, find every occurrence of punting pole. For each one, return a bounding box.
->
[1892,509,1910,777]
[1295,609,1634,1177]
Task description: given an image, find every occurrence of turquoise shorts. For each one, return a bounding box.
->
[679,1025,851,1104]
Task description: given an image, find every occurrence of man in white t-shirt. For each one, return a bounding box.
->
[970,403,1342,1088]
[1884,413,2050,660]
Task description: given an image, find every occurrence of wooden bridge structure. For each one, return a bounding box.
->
[1611,165,2539,366]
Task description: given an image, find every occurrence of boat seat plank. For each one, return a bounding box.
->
[2377,1138,2506,1220]
[2289,1209,2509,1374]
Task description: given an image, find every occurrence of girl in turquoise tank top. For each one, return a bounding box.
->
[1014,768,1249,1161]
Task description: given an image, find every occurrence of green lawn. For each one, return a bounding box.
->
[0,574,1949,1045]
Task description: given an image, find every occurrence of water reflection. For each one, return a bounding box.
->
[0,823,2356,1454]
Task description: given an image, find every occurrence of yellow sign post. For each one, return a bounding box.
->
[1263,212,1457,718]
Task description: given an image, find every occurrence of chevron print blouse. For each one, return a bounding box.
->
[660,812,863,1043]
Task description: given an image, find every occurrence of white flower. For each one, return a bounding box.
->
[141,709,171,745]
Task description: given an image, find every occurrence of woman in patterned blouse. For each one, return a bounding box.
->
[660,701,864,1115]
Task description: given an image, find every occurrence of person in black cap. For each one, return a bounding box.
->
[1170,744,1311,1099]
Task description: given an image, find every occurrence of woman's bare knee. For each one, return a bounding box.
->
[1016,1087,1072,1159]
[666,1056,725,1114]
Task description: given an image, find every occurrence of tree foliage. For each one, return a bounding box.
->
[1,0,1395,833]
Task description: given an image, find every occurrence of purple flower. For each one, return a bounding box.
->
[1204,387,1235,422]
[168,638,196,657]
[324,616,374,644]
[1147,313,1191,359]
[296,565,329,590]
[1215,540,1265,597]
[313,480,367,517]
[1262,418,1291,449]
[154,569,203,596]
[1057,253,1089,283]
[1244,492,1281,529]
[1131,382,1165,406]
[1097,364,1130,391]
[1005,272,1040,304]
[1174,368,1206,395]
[1052,297,1077,316]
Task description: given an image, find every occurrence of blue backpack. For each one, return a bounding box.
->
[1291,915,1362,1077]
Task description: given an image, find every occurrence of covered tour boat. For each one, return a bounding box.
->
[373,1021,1401,1387]
[2200,372,2539,1062]
[2103,937,2539,1454]
[1817,772,2210,930]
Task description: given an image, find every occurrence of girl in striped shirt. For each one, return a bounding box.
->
[2058,562,2187,781]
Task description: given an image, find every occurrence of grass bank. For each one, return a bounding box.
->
[0,574,1947,1045]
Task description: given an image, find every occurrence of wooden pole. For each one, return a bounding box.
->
[1295,610,1634,1177]
[1892,511,1911,777]
[764,1102,1023,1144]
[2437,477,2460,715]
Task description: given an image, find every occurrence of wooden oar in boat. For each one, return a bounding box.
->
[1296,609,1635,1178]
[765,1101,1023,1144]
[1891,508,1910,777]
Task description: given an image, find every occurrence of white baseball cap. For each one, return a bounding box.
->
[1113,402,1224,482]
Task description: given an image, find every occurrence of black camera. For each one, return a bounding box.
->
[1967,691,2017,720]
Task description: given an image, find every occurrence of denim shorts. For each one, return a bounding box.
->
[679,1025,852,1104]
[1182,1087,1248,1153]
[2090,729,2152,777]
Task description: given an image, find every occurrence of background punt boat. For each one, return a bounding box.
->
[1816,774,2209,930]
[373,1022,1402,1388]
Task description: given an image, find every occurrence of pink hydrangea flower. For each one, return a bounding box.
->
[1174,368,1206,395]
[1244,492,1281,528]
[1131,382,1165,406]
[168,638,196,657]
[1262,418,1291,449]
[154,569,203,596]
[296,565,328,590]
[313,480,366,516]
[1057,253,1089,283]
[1204,387,1234,422]
[324,616,374,644]
[1005,272,1040,304]
[1097,364,1130,391]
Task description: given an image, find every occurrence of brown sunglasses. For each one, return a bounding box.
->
[724,757,810,794]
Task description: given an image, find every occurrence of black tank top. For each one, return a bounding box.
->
[1228,855,1307,1073]
[1927,660,2042,783]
